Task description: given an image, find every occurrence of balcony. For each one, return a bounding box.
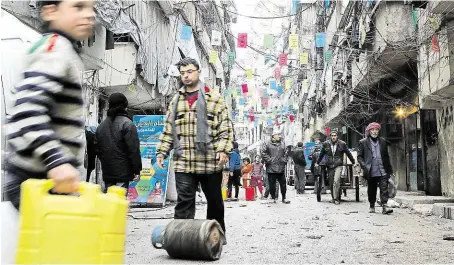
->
[418,15,454,108]
[352,2,417,90]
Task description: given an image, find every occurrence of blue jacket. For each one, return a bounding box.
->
[229,149,242,172]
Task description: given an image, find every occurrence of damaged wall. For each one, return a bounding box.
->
[437,101,454,197]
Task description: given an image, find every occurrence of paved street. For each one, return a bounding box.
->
[125,187,454,264]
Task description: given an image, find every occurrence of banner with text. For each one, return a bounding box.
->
[128,115,170,207]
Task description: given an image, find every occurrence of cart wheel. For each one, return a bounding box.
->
[355,176,360,202]
[316,176,322,202]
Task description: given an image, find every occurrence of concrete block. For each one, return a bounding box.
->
[433,203,454,220]
[412,204,434,216]
[394,195,454,209]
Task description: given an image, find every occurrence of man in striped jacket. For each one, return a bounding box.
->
[156,58,234,241]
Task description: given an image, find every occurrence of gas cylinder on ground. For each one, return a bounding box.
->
[151,219,225,260]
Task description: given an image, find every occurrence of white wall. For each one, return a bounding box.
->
[97,43,137,88]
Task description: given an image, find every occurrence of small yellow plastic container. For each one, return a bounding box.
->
[222,188,227,201]
[16,179,128,264]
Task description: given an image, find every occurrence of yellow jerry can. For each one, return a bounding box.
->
[16,179,129,264]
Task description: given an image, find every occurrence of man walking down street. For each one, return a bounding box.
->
[316,131,355,205]
[95,93,142,193]
[260,127,290,204]
[289,142,307,194]
[227,142,242,201]
[357,122,394,214]
[156,58,234,240]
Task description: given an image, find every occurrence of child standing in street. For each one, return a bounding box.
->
[3,0,95,210]
[251,155,264,199]
[241,158,252,188]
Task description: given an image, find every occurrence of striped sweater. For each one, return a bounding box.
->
[5,32,85,180]
[157,86,234,174]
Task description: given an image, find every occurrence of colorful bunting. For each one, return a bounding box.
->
[279,54,288,66]
[211,30,222,46]
[228,52,236,66]
[232,89,238,97]
[239,98,245,105]
[181,25,192,40]
[292,0,298,15]
[263,34,274,49]
[262,98,269,106]
[325,50,333,65]
[315,32,326,47]
[285,79,291,90]
[300,52,309,65]
[277,85,284,95]
[269,80,277,90]
[246,68,253,80]
[302,79,308,91]
[209,50,218,64]
[237,33,248,48]
[241,84,248,94]
[289,34,299,49]
[432,35,440,52]
[275,67,281,79]
[428,17,439,30]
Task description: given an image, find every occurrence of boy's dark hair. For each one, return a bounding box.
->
[243,157,250,163]
[297,142,304,147]
[176,57,200,71]
[233,142,239,149]
[38,1,61,8]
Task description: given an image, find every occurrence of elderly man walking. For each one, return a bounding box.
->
[357,122,394,214]
[156,58,234,240]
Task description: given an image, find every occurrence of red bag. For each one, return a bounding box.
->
[245,187,255,201]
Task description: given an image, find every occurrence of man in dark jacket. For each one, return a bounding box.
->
[227,142,242,201]
[260,127,290,203]
[357,122,393,214]
[95,93,141,193]
[289,142,307,194]
[316,131,355,205]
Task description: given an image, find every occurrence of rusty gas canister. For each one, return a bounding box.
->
[151,219,225,260]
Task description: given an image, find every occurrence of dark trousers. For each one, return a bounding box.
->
[368,175,389,207]
[175,172,225,233]
[294,165,306,193]
[104,181,130,197]
[227,170,241,198]
[267,173,287,200]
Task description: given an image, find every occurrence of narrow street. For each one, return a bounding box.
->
[125,187,454,264]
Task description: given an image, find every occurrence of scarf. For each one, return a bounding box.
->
[365,122,381,136]
[171,82,211,157]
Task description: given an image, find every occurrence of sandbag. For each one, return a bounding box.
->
[152,219,225,260]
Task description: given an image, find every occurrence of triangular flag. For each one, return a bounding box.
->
[211,30,222,46]
[263,34,274,49]
[325,50,333,65]
[300,52,309,65]
[289,34,298,49]
[209,50,218,64]
[246,68,253,80]
[279,54,288,66]
[237,33,248,48]
[181,25,192,40]
[285,79,291,90]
